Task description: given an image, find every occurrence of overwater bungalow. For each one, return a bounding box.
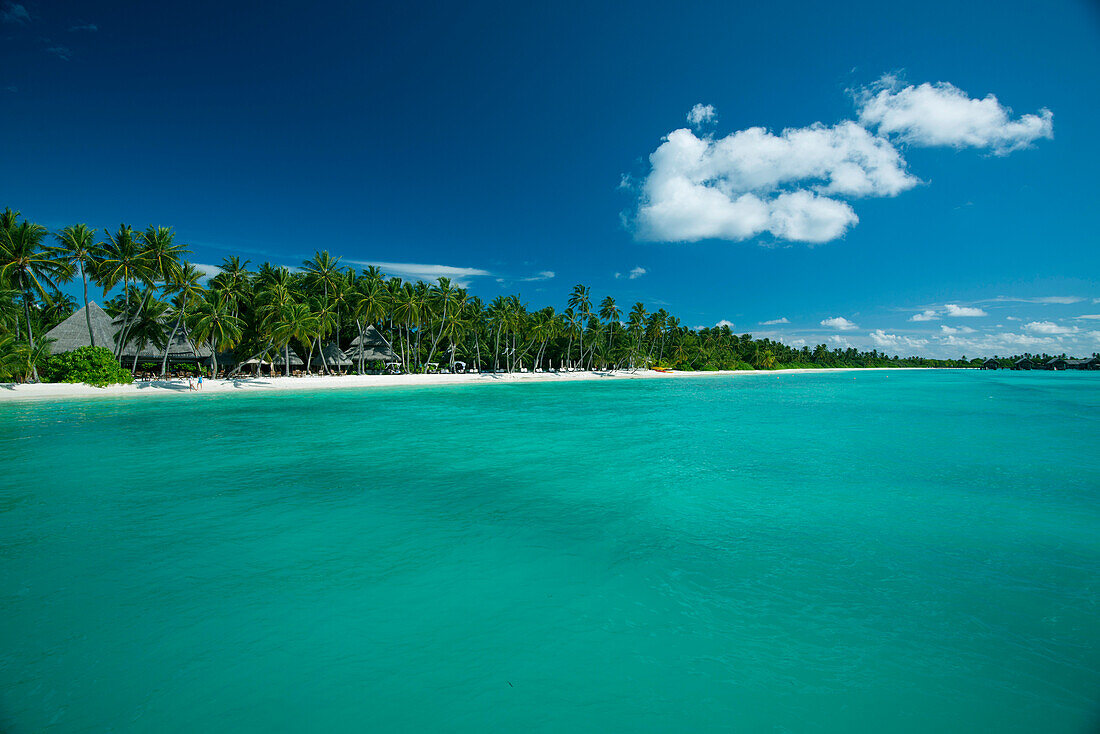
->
[1012,357,1036,370]
[981,358,1002,370]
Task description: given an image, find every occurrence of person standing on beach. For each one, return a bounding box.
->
[197,371,203,390]
[188,376,194,391]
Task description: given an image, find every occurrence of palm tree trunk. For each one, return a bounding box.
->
[22,294,38,381]
[161,313,184,378]
[285,344,290,377]
[81,264,95,348]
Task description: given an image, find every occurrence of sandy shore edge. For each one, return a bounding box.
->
[0,367,935,402]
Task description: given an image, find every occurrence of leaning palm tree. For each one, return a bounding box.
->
[52,224,101,346]
[159,263,207,377]
[0,212,68,380]
[189,293,243,376]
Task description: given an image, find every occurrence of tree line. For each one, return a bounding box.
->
[1,207,982,382]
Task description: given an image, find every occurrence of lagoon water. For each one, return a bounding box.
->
[1,370,1098,733]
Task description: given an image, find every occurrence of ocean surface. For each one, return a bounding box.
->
[1,370,1098,733]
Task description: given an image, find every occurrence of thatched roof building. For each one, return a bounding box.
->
[42,302,119,354]
[120,327,212,363]
[310,342,352,368]
[272,348,305,367]
[347,325,395,362]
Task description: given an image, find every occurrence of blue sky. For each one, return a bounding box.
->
[2,0,1098,357]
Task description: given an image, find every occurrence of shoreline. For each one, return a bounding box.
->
[0,367,934,402]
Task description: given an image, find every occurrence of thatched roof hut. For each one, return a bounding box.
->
[310,342,352,368]
[272,348,305,367]
[42,302,119,354]
[347,325,395,362]
[120,327,212,362]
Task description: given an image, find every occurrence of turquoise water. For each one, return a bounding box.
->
[1,370,1098,733]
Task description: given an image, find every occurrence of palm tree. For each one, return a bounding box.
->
[0,210,68,380]
[52,224,101,347]
[351,268,388,373]
[98,224,153,359]
[568,284,591,370]
[160,263,207,377]
[424,276,457,372]
[189,292,243,377]
[598,295,620,370]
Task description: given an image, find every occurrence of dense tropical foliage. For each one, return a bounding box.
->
[2,207,1077,383]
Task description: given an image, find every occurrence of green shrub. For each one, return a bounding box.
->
[45,347,134,387]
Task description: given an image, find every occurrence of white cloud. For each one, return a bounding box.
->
[760,317,789,325]
[791,338,807,347]
[909,309,939,322]
[821,316,858,331]
[192,263,224,280]
[984,295,1086,305]
[1074,314,1100,320]
[1,2,29,23]
[940,324,976,335]
[520,270,555,281]
[870,329,929,350]
[1023,321,1077,335]
[1006,316,1020,321]
[716,319,735,328]
[687,103,716,127]
[68,23,97,32]
[614,266,647,280]
[46,46,72,61]
[828,336,853,348]
[857,77,1053,154]
[944,303,987,317]
[633,120,913,244]
[348,260,492,287]
[631,77,1052,245]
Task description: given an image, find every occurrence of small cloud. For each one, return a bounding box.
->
[46,45,73,60]
[192,263,224,280]
[520,270,555,282]
[1,2,30,23]
[828,335,853,348]
[716,319,734,328]
[760,317,789,325]
[614,266,647,280]
[68,23,97,32]
[940,325,976,335]
[870,329,928,350]
[686,103,717,127]
[3,85,15,93]
[1005,316,1020,321]
[1023,321,1077,335]
[1073,314,1100,320]
[944,303,987,317]
[346,259,493,287]
[909,309,939,322]
[985,295,1085,305]
[821,316,857,331]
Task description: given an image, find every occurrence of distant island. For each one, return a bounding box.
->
[1,208,1096,385]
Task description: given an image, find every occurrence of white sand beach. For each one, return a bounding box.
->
[0,367,929,401]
